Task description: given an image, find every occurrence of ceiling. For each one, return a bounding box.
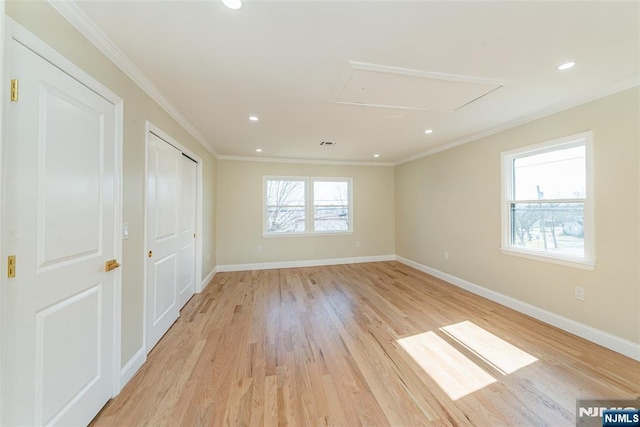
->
[73,1,640,163]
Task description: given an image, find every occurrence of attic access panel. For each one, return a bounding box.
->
[333,61,509,112]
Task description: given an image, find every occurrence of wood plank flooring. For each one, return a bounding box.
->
[92,262,640,426]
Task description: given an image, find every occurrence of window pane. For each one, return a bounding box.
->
[266,179,306,233]
[513,145,585,200]
[313,180,349,231]
[313,181,348,206]
[267,206,306,233]
[314,207,349,231]
[510,202,584,258]
[266,180,305,206]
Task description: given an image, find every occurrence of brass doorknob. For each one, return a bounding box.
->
[148,250,153,258]
[105,259,121,272]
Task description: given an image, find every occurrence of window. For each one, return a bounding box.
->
[264,176,352,235]
[313,179,350,232]
[501,132,594,269]
[265,179,307,233]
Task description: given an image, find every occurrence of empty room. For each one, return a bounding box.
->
[0,0,638,426]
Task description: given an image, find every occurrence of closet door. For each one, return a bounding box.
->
[177,155,197,309]
[146,133,181,352]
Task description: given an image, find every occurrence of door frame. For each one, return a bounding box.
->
[0,0,6,423]
[0,18,124,417]
[143,121,203,354]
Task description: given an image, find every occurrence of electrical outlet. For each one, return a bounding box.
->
[444,251,449,260]
[356,241,361,248]
[574,286,585,301]
[257,245,262,253]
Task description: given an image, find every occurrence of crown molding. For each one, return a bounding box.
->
[217,155,394,167]
[395,74,640,165]
[47,0,217,156]
[40,1,640,165]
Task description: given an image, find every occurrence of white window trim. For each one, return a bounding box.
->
[263,176,353,237]
[500,131,595,270]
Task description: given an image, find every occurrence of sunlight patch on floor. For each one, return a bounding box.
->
[397,331,497,400]
[440,321,538,375]
[398,321,539,400]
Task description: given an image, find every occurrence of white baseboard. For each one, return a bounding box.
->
[119,266,217,391]
[119,347,146,392]
[217,254,395,273]
[395,255,640,362]
[198,266,217,293]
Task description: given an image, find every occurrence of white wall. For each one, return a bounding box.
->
[217,159,395,266]
[395,87,640,344]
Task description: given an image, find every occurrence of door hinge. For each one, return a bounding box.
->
[7,255,16,278]
[10,79,18,102]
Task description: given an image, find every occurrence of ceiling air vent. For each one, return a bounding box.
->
[320,141,337,146]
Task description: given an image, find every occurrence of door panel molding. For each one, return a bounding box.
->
[1,18,123,425]
[35,284,103,425]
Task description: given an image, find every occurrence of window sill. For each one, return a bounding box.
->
[263,231,353,238]
[500,247,595,271]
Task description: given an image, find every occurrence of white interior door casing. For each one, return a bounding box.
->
[0,4,6,423]
[2,36,121,426]
[146,133,181,352]
[177,155,197,309]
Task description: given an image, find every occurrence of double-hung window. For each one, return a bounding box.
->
[501,132,594,269]
[264,176,352,236]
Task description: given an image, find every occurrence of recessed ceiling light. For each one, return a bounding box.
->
[373,154,380,158]
[249,116,259,121]
[255,148,262,153]
[221,0,242,10]
[557,61,576,71]
[424,129,433,134]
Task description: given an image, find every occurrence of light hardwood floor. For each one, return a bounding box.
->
[93,262,640,426]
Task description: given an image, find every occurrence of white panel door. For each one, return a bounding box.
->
[177,155,197,309]
[146,134,181,352]
[3,40,118,426]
